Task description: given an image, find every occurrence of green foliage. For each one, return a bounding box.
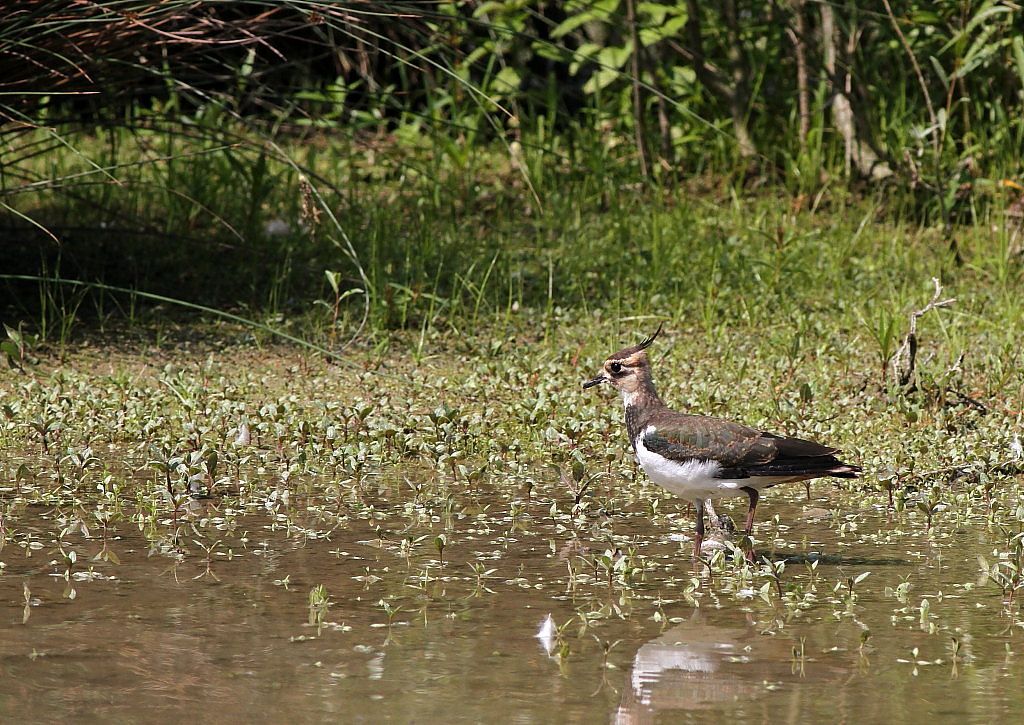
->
[3,0,1024,339]
[4,115,1023,343]
[5,1,1024,192]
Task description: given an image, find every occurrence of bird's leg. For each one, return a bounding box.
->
[741,486,759,562]
[693,499,705,560]
[742,487,759,534]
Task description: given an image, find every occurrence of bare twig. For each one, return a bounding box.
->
[891,277,956,389]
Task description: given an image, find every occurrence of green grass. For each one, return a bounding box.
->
[2,122,1022,434]
[4,122,1022,345]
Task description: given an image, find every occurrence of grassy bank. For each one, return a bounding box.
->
[3,124,1023,549]
[4,124,1023,345]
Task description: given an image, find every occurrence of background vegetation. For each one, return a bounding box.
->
[2,1,1023,340]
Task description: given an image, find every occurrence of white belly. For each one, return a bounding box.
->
[634,431,789,502]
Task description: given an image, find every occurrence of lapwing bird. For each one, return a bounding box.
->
[583,325,860,559]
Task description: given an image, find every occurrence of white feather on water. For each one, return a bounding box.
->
[536,614,556,656]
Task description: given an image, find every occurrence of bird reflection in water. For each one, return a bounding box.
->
[615,612,814,724]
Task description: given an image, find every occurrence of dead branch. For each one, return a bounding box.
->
[891,277,957,389]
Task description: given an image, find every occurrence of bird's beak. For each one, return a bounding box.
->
[582,374,607,389]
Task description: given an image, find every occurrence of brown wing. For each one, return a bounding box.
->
[642,413,858,479]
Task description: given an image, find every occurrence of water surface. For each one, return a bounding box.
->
[2,476,1020,723]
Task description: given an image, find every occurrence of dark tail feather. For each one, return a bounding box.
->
[745,458,861,479]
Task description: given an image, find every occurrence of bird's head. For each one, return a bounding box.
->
[582,323,662,396]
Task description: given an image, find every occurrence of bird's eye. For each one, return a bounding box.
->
[609,362,622,374]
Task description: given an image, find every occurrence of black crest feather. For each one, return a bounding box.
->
[637,322,664,351]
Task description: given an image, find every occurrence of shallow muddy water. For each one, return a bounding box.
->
[2,474,1022,723]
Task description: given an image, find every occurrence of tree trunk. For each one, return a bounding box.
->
[820,4,892,180]
[787,0,810,148]
[656,88,674,168]
[722,0,757,158]
[681,0,758,159]
[626,0,650,177]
